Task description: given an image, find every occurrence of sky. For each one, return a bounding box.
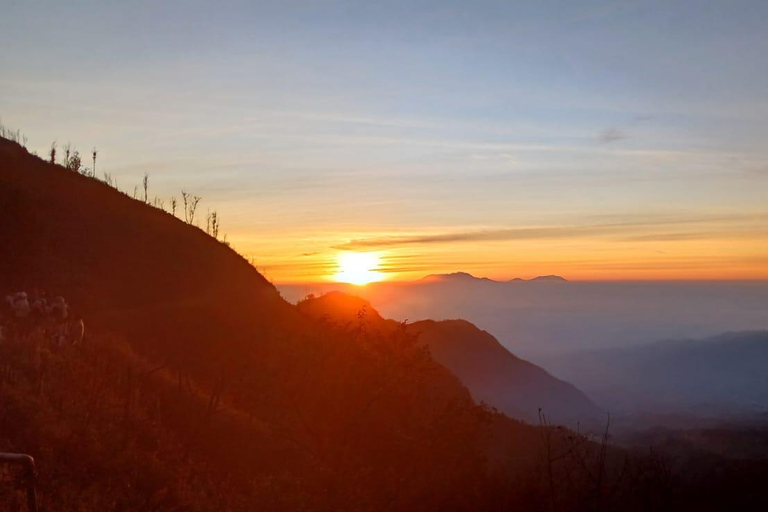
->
[2,0,767,282]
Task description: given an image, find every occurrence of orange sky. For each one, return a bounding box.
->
[231,214,768,283]
[4,1,768,284]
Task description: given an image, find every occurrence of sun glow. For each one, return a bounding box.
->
[333,252,384,285]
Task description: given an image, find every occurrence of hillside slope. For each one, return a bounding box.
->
[410,319,600,424]
[0,138,495,510]
[0,138,294,378]
[297,292,601,424]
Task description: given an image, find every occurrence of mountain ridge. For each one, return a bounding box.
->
[296,291,600,424]
[0,136,510,509]
[420,272,568,283]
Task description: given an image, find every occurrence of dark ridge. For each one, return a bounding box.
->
[297,291,601,425]
[418,272,568,283]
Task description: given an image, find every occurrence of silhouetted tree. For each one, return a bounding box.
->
[181,191,189,222]
[189,195,202,224]
[66,150,82,172]
[211,211,220,239]
[181,190,202,225]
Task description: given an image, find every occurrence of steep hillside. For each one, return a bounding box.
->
[297,292,601,425]
[0,138,495,510]
[0,138,293,378]
[409,319,600,424]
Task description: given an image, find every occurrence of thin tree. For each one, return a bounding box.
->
[142,173,149,203]
[181,191,189,222]
[49,141,57,164]
[188,195,202,225]
[211,211,220,239]
[180,190,202,225]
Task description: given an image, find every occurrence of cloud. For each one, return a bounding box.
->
[469,152,517,165]
[599,127,628,143]
[334,227,597,250]
[332,213,768,250]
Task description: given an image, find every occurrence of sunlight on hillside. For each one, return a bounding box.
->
[333,252,384,285]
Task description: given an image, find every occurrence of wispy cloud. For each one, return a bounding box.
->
[333,213,768,250]
[599,127,628,144]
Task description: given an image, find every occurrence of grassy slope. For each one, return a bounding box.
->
[297,291,600,424]
[0,139,507,511]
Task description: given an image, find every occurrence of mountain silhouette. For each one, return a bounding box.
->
[0,137,297,378]
[297,291,600,424]
[420,272,567,284]
[420,272,498,283]
[408,319,600,424]
[0,137,513,509]
[525,275,568,282]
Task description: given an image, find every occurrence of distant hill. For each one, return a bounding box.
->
[297,292,600,425]
[525,275,568,283]
[420,272,498,283]
[420,272,567,284]
[280,277,768,362]
[544,331,768,416]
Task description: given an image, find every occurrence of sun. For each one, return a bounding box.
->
[333,252,384,285]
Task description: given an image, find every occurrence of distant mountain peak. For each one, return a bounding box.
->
[419,272,567,283]
[528,275,568,282]
[420,272,497,283]
[508,275,568,282]
[297,291,600,424]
